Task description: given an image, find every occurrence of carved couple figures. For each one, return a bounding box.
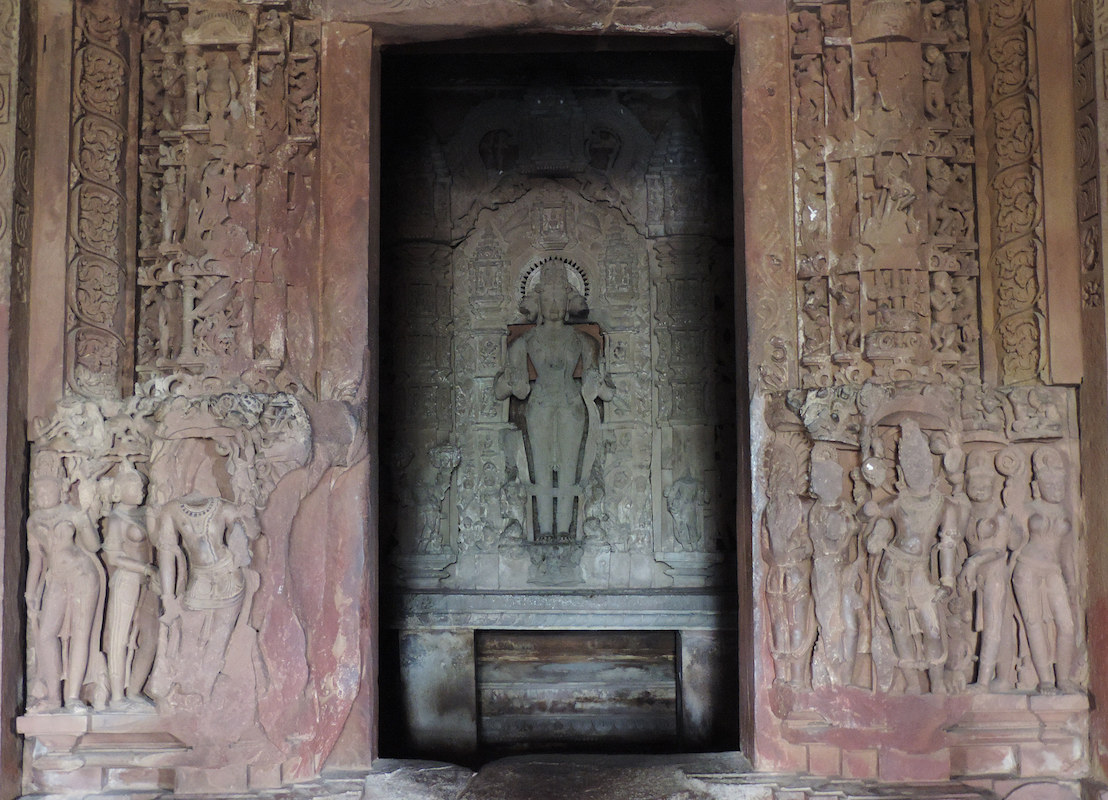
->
[495,262,613,540]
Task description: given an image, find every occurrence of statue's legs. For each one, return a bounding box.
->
[554,407,585,535]
[976,567,1012,689]
[1014,566,1058,691]
[1045,571,1076,690]
[527,405,557,536]
[106,571,141,704]
[34,582,68,708]
[129,587,159,698]
[65,581,98,708]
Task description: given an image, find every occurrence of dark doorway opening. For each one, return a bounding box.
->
[377,38,740,766]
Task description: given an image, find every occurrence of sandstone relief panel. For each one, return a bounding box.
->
[20,2,369,794]
[746,0,1088,780]
[784,0,979,389]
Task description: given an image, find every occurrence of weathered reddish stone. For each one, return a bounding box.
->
[1019,739,1087,778]
[806,743,841,777]
[841,748,879,780]
[877,747,951,782]
[949,744,1018,777]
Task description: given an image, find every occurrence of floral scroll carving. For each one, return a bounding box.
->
[981,0,1049,383]
[68,0,133,398]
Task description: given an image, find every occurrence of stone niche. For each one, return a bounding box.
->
[378,45,740,761]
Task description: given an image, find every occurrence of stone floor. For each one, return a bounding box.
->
[25,753,1097,800]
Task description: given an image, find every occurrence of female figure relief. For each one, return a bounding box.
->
[495,264,613,540]
[1012,446,1080,694]
[26,466,105,712]
[101,463,159,709]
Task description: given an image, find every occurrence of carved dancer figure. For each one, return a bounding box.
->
[101,463,159,709]
[808,450,864,687]
[495,264,613,539]
[867,420,960,693]
[201,52,241,144]
[25,467,106,712]
[1012,446,1080,694]
[665,476,705,551]
[410,444,461,554]
[761,441,816,687]
[149,494,260,700]
[959,449,1018,691]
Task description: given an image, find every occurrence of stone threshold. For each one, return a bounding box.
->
[21,754,1097,800]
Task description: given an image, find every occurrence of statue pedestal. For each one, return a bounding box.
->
[18,711,188,794]
[657,551,725,587]
[394,552,457,589]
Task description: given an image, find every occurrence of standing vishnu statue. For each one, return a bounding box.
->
[495,262,613,540]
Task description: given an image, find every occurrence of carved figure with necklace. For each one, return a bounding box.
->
[867,419,960,693]
[149,493,260,700]
[958,448,1018,691]
[808,449,864,687]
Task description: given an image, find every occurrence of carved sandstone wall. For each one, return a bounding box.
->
[1,0,1102,797]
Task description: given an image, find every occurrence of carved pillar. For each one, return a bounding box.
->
[976,0,1050,385]
[0,0,32,794]
[315,19,375,769]
[1075,0,1108,779]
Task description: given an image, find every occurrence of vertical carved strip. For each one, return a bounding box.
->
[980,0,1048,384]
[742,13,797,394]
[67,0,132,398]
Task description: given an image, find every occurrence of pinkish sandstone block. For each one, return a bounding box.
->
[175,764,248,794]
[807,743,841,777]
[950,744,1017,777]
[1019,739,1087,778]
[877,747,951,782]
[841,748,879,779]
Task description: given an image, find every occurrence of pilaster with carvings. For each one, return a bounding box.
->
[67,0,136,398]
[136,0,320,384]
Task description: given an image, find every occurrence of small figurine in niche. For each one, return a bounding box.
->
[25,456,106,712]
[761,439,816,687]
[1012,446,1081,694]
[867,419,960,693]
[665,476,705,551]
[101,462,159,709]
[494,263,613,540]
[808,446,864,687]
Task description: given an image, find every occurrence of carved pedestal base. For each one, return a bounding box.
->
[657,551,725,588]
[18,712,187,795]
[394,552,457,589]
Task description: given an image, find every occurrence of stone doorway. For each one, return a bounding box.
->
[376,40,743,765]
